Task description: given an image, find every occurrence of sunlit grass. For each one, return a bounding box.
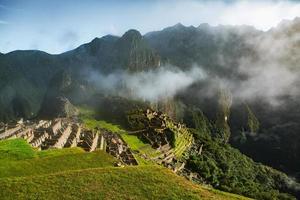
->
[121,134,160,158]
[0,127,250,200]
[78,106,123,132]
[0,139,117,179]
[0,165,251,200]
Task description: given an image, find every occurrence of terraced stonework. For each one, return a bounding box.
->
[0,118,137,165]
[127,109,194,169]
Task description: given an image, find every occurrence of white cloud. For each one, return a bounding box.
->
[1,0,300,53]
[146,0,300,31]
[87,65,207,102]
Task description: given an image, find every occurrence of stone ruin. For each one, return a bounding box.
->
[98,128,137,165]
[126,109,204,184]
[127,109,193,170]
[0,118,137,165]
[0,114,202,183]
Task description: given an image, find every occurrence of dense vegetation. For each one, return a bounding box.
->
[186,110,299,200]
[78,101,300,199]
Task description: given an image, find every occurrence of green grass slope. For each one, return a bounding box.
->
[0,166,250,200]
[0,139,117,178]
[0,138,37,160]
[0,139,250,200]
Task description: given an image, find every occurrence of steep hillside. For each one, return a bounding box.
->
[0,29,159,121]
[125,109,299,200]
[77,104,300,199]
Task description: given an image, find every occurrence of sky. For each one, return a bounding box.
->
[1,0,300,54]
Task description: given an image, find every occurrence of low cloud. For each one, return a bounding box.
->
[197,24,300,106]
[85,65,206,102]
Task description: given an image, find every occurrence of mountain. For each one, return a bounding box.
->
[0,30,160,121]
[62,29,160,72]
[145,23,260,76]
[0,24,260,120]
[1,18,300,199]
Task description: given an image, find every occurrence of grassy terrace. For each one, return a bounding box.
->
[165,120,194,158]
[0,139,117,178]
[78,106,123,132]
[0,131,250,199]
[78,106,194,162]
[0,164,250,200]
[78,106,160,165]
[121,134,162,165]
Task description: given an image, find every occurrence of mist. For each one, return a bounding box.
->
[85,65,206,102]
[85,25,300,107]
[189,22,300,107]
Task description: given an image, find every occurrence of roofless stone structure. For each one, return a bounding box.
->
[0,118,137,165]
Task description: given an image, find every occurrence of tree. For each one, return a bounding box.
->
[245,104,260,134]
[215,89,232,143]
[192,108,212,138]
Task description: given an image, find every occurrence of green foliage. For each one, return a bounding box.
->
[245,104,260,133]
[192,108,212,139]
[215,90,232,143]
[187,129,296,200]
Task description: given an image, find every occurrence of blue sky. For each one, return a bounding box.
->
[1,0,300,54]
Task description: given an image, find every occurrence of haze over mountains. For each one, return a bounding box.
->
[1,17,300,190]
[1,18,300,116]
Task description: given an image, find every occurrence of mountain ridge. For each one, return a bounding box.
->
[0,20,276,56]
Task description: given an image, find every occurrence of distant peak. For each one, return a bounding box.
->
[162,23,187,32]
[101,34,120,41]
[174,23,185,28]
[122,29,142,40]
[91,37,101,43]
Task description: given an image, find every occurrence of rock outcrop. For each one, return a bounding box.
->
[38,70,78,118]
